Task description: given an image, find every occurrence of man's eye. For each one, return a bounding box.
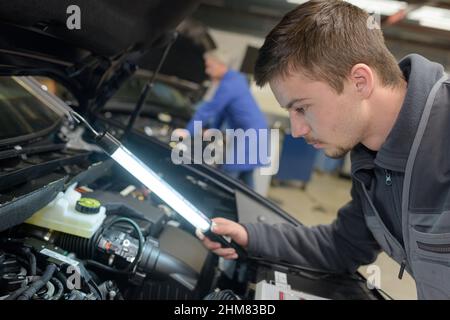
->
[295,105,309,114]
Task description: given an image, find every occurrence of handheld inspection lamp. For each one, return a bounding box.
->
[70,111,247,259]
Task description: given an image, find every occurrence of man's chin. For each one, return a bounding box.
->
[323,147,350,159]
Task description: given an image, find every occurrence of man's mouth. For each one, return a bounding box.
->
[305,138,320,145]
[305,139,325,149]
[312,143,324,149]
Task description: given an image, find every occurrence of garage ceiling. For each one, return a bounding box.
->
[193,0,450,49]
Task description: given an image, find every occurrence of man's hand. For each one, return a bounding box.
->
[196,217,248,260]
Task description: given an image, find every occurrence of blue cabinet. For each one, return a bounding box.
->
[276,134,317,183]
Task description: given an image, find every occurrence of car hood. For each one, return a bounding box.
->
[138,19,216,85]
[0,0,200,112]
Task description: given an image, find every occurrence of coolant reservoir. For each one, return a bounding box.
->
[25,183,106,238]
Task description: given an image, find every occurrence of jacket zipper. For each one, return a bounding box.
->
[385,169,407,279]
[384,169,392,186]
[417,241,450,254]
[356,173,409,281]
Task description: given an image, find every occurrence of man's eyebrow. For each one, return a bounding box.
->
[282,98,311,110]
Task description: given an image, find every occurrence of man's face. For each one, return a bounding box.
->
[204,56,227,81]
[270,71,368,158]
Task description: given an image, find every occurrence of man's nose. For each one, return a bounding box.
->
[290,117,311,138]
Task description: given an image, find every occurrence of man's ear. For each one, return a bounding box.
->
[349,64,374,98]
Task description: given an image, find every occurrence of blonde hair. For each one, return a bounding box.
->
[204,48,235,67]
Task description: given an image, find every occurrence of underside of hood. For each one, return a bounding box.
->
[0,0,200,112]
[138,19,217,85]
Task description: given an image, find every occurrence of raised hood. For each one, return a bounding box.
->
[138,19,216,85]
[0,0,200,111]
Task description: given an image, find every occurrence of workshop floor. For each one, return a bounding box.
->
[267,172,417,300]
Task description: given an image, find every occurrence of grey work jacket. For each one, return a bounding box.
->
[354,73,449,299]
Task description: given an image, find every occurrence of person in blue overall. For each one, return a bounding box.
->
[185,50,268,189]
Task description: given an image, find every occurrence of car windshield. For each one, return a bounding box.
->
[108,75,193,110]
[0,77,60,142]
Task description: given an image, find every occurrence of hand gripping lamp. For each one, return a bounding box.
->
[69,111,247,259]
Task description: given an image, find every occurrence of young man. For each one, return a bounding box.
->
[185,50,268,189]
[196,0,450,299]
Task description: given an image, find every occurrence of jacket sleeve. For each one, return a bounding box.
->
[186,80,234,134]
[242,184,381,273]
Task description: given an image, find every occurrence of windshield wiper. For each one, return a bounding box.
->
[0,143,66,160]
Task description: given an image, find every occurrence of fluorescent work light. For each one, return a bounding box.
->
[69,111,247,258]
[96,131,211,231]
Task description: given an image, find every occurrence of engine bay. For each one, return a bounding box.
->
[0,75,384,301]
[0,141,384,300]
